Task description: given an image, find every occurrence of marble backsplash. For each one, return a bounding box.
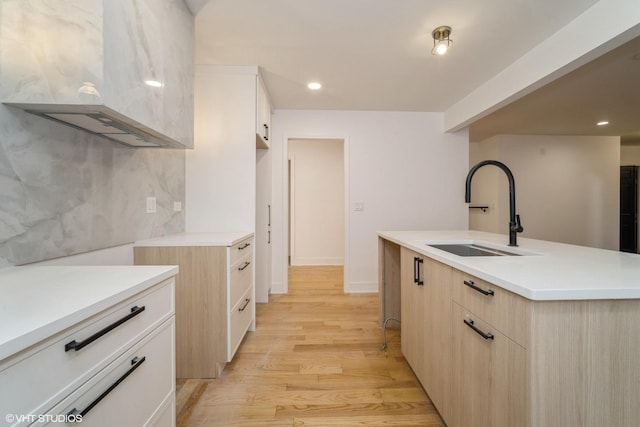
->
[0,104,185,267]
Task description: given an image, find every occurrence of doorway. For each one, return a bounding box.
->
[287,138,346,268]
[620,165,638,253]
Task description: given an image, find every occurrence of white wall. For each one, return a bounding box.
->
[621,145,640,165]
[469,135,620,250]
[271,110,469,294]
[289,139,344,265]
[31,244,133,265]
[468,140,500,232]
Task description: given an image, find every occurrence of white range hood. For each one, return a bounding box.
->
[1,0,194,149]
[10,104,182,148]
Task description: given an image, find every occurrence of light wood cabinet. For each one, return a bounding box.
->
[449,301,526,427]
[421,257,452,416]
[449,269,527,427]
[452,269,529,346]
[400,247,425,381]
[400,247,452,414]
[134,236,255,378]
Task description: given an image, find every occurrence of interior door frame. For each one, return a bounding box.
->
[282,135,350,293]
[288,156,296,264]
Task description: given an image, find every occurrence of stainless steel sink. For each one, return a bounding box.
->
[428,243,521,257]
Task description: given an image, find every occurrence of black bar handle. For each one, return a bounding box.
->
[268,204,271,226]
[413,257,418,284]
[463,280,494,296]
[263,124,269,141]
[464,318,494,340]
[268,230,271,244]
[238,261,251,271]
[417,258,424,286]
[239,298,251,312]
[65,306,146,352]
[238,242,251,250]
[67,356,146,418]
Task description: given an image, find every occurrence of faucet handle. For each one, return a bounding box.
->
[514,214,524,233]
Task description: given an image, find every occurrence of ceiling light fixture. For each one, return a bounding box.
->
[431,26,453,56]
[145,80,163,88]
[307,82,322,90]
[597,120,609,126]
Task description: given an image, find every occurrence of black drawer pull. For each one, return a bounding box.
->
[463,280,494,296]
[413,257,419,284]
[264,124,269,141]
[65,306,146,352]
[464,318,494,340]
[67,356,146,418]
[239,298,251,312]
[238,261,251,271]
[416,257,424,286]
[238,242,251,250]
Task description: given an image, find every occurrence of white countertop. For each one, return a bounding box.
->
[0,265,178,361]
[134,231,254,247]
[378,230,640,301]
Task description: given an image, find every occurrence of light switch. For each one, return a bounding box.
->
[173,201,183,212]
[146,197,157,213]
[354,202,365,212]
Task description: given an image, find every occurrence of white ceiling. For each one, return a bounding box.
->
[468,35,640,142]
[193,0,600,112]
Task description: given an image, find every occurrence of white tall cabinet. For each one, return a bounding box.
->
[186,65,272,303]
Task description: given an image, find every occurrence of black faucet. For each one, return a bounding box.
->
[465,160,523,247]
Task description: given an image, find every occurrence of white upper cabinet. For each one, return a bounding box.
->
[0,0,194,148]
[256,75,272,149]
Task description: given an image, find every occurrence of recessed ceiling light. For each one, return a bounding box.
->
[597,121,609,126]
[307,82,322,90]
[145,80,162,88]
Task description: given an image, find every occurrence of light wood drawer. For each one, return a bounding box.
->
[452,269,529,346]
[228,285,253,361]
[0,280,174,423]
[40,319,174,427]
[230,237,253,266]
[230,252,253,308]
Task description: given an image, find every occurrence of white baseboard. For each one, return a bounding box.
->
[345,281,378,294]
[270,281,286,294]
[265,280,377,295]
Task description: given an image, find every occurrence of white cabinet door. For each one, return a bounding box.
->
[42,320,175,427]
[256,76,271,147]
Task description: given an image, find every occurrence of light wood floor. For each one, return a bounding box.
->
[176,266,445,426]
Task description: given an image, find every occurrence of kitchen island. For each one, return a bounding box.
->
[378,230,640,427]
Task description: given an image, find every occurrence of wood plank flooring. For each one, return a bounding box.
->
[176,266,445,426]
